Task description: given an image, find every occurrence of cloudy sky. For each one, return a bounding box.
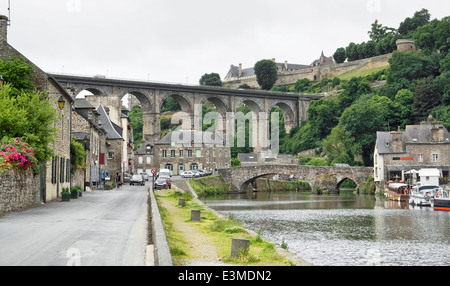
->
[1,0,448,85]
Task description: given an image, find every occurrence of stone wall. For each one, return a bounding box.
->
[224,53,392,89]
[0,169,40,213]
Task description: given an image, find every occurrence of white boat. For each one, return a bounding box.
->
[409,184,439,206]
[433,188,450,211]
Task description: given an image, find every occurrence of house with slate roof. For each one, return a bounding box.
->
[374,119,450,190]
[134,130,231,176]
[96,103,124,183]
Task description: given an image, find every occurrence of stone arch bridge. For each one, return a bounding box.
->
[51,74,323,143]
[218,164,374,193]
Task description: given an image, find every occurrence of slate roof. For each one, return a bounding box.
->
[96,104,123,140]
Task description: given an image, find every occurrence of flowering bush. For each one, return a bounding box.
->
[0,137,38,172]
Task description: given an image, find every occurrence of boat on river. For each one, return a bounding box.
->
[433,188,450,211]
[385,182,410,202]
[409,184,438,206]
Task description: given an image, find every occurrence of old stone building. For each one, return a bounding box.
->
[72,98,108,189]
[96,104,124,183]
[134,130,231,176]
[374,120,450,190]
[0,15,74,203]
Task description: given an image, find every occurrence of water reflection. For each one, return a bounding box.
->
[202,191,450,266]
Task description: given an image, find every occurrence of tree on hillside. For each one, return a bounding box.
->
[333,47,346,64]
[414,76,441,121]
[199,72,223,86]
[129,105,143,149]
[254,59,278,90]
[398,8,431,37]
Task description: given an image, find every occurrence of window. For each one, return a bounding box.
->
[190,163,198,170]
[146,145,152,154]
[146,157,151,164]
[179,150,184,158]
[432,153,439,162]
[138,157,143,164]
[165,164,173,171]
[171,150,175,158]
[188,150,193,158]
[418,153,423,162]
[108,152,113,159]
[162,150,167,158]
[196,149,201,158]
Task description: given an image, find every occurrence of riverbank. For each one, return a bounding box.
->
[156,182,312,266]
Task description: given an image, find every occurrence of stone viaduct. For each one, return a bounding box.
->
[50,74,324,144]
[218,164,374,193]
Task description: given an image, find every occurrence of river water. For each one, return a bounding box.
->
[201,190,450,266]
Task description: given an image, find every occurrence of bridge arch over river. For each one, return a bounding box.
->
[218,164,374,193]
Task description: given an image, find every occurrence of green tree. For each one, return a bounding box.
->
[0,84,57,162]
[0,55,35,91]
[199,72,223,86]
[129,105,143,149]
[333,47,346,64]
[254,59,278,90]
[398,8,431,37]
[307,97,339,139]
[414,76,441,121]
[323,125,359,166]
[339,94,387,166]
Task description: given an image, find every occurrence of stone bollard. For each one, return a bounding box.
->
[230,238,250,258]
[178,198,185,206]
[191,209,201,221]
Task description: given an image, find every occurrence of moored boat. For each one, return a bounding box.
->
[409,184,438,207]
[433,188,450,211]
[385,182,410,202]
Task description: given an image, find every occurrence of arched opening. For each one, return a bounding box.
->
[337,178,358,194]
[241,174,313,193]
[74,88,102,98]
[231,101,260,158]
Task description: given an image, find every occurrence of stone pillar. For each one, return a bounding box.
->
[230,238,250,257]
[191,209,201,221]
[142,112,161,142]
[0,15,8,44]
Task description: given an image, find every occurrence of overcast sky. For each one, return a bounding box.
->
[1,0,448,85]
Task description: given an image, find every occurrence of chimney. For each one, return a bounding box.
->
[431,124,444,143]
[0,15,8,43]
[238,63,242,77]
[390,127,404,153]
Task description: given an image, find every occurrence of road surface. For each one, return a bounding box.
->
[0,184,148,266]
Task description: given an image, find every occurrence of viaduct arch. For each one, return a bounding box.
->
[50,74,324,143]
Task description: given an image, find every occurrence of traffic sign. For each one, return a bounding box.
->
[151,169,156,174]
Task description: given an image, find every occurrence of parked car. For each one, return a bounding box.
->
[141,172,149,181]
[181,171,195,178]
[123,173,132,183]
[154,178,168,189]
[159,168,172,178]
[130,174,145,186]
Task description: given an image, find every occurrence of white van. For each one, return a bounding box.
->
[159,168,172,178]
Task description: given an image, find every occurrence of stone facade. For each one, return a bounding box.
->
[0,169,40,213]
[0,15,73,203]
[374,120,450,190]
[134,130,231,176]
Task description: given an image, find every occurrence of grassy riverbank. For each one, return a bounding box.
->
[155,188,301,266]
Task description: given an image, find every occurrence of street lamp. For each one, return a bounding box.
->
[58,96,65,109]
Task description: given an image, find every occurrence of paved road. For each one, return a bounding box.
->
[0,184,149,266]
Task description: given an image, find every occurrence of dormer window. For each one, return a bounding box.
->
[146,145,153,154]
